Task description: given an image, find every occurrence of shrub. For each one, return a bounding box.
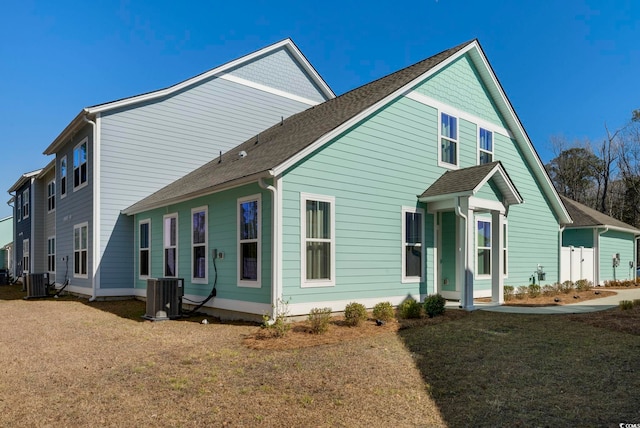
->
[542,284,556,297]
[619,300,634,310]
[423,294,446,318]
[560,281,574,294]
[515,286,528,299]
[575,279,593,292]
[398,297,422,319]
[344,302,367,326]
[633,299,640,307]
[528,284,541,298]
[308,307,332,334]
[261,299,290,338]
[504,285,514,301]
[372,301,395,322]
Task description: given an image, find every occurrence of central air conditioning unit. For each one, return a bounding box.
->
[143,278,184,321]
[24,273,49,299]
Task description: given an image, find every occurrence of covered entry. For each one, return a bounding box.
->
[419,162,523,309]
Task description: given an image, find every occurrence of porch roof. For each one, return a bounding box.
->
[418,161,523,206]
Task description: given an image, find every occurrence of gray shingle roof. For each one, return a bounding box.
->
[560,195,640,233]
[123,40,475,214]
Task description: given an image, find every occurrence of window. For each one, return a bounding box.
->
[163,214,178,277]
[60,156,67,197]
[238,196,260,287]
[139,220,150,278]
[22,189,29,219]
[478,128,493,164]
[192,207,207,282]
[47,237,56,274]
[301,193,335,287]
[73,223,88,278]
[439,112,458,167]
[47,180,56,212]
[476,220,491,277]
[16,194,21,221]
[402,207,424,282]
[73,139,88,190]
[23,239,29,274]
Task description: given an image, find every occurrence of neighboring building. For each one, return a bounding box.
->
[40,39,334,300]
[34,160,58,283]
[0,215,13,272]
[561,196,640,284]
[124,39,572,320]
[8,169,43,278]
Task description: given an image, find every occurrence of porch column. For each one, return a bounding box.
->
[491,210,505,304]
[458,198,475,310]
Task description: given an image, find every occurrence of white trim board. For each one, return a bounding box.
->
[219,74,320,106]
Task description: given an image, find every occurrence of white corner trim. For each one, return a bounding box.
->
[218,74,320,106]
[405,91,512,138]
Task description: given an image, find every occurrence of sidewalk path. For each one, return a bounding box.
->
[474,287,640,314]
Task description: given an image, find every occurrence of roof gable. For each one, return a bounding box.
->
[44,39,334,155]
[560,196,640,234]
[8,169,43,193]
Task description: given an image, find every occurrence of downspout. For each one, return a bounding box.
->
[454,196,469,309]
[595,226,609,286]
[258,174,278,321]
[83,115,98,302]
[635,235,639,284]
[559,225,565,284]
[7,198,14,277]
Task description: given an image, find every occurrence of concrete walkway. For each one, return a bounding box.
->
[469,288,640,314]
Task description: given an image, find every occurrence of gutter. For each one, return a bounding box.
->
[83,115,99,302]
[258,172,279,322]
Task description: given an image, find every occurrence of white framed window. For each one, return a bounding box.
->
[22,189,29,219]
[163,214,178,277]
[73,223,88,278]
[301,193,335,287]
[60,156,67,198]
[139,220,150,279]
[478,127,493,165]
[47,236,56,274]
[16,194,21,222]
[476,219,491,278]
[47,180,56,212]
[402,207,424,283]
[192,207,208,283]
[439,112,458,167]
[23,239,30,274]
[73,138,88,190]
[238,196,261,287]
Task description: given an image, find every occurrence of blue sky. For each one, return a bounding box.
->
[1,0,638,218]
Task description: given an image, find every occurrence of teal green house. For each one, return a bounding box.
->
[0,215,13,271]
[124,40,573,319]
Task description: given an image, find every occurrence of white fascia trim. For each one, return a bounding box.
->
[405,91,512,138]
[218,74,320,106]
[467,46,571,224]
[287,294,422,317]
[272,44,474,176]
[468,197,506,214]
[281,39,335,100]
[122,171,274,215]
[472,164,523,205]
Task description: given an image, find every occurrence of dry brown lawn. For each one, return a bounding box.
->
[1,284,639,427]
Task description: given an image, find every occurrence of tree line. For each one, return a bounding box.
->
[545,109,640,228]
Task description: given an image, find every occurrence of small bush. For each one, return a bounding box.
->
[423,294,446,318]
[372,301,395,321]
[515,285,528,299]
[542,284,556,297]
[619,300,634,310]
[308,307,332,334]
[633,299,640,307]
[560,281,574,294]
[528,284,541,298]
[504,286,514,301]
[398,297,422,319]
[575,279,593,292]
[344,302,367,326]
[261,298,291,338]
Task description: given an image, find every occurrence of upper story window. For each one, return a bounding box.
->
[139,220,150,278]
[402,207,424,283]
[60,156,67,198]
[22,189,30,219]
[238,196,260,287]
[192,207,207,283]
[439,113,458,167]
[16,194,21,221]
[478,128,493,164]
[47,180,56,212]
[301,193,335,287]
[73,139,88,190]
[163,214,178,277]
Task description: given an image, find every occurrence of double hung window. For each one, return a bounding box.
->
[47,237,56,273]
[163,214,178,277]
[192,208,207,282]
[238,196,260,287]
[439,113,458,167]
[139,220,150,278]
[402,208,424,282]
[47,180,56,212]
[301,194,335,287]
[73,140,88,189]
[479,128,493,164]
[73,223,88,277]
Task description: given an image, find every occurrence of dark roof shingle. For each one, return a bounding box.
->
[560,196,640,232]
